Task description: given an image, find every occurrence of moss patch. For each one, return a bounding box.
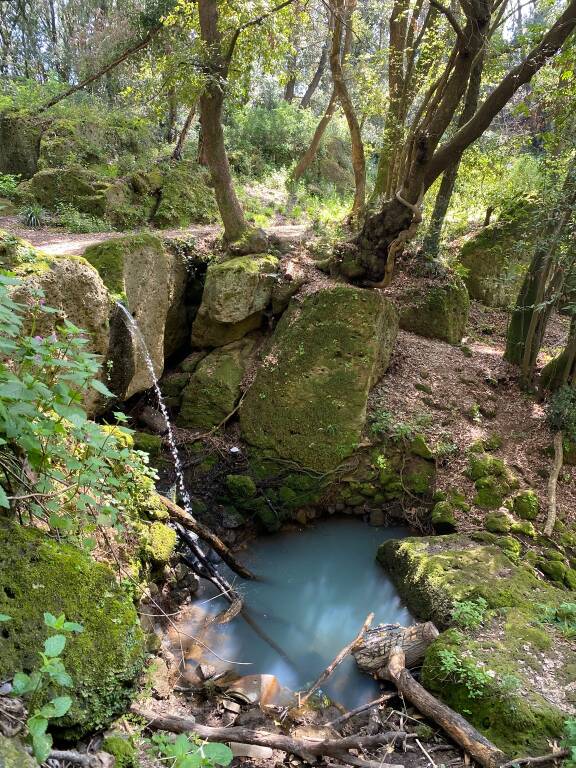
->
[0,523,145,738]
[240,286,398,472]
[398,276,470,345]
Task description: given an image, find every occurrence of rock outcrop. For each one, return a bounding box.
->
[0,523,145,738]
[240,285,399,472]
[397,276,469,345]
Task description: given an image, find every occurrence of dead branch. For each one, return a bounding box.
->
[299,612,374,707]
[499,749,570,768]
[386,647,506,768]
[544,431,563,536]
[354,622,439,676]
[159,494,256,580]
[48,749,111,767]
[326,694,395,728]
[132,705,415,764]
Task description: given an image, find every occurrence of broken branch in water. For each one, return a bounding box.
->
[159,494,256,580]
[132,705,416,764]
[385,646,506,768]
[298,612,374,707]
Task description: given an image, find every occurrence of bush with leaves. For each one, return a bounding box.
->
[1,612,83,762]
[54,203,112,234]
[547,385,576,440]
[150,732,233,768]
[0,274,157,547]
[0,173,20,199]
[565,718,576,768]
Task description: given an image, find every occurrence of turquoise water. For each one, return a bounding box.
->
[182,518,412,708]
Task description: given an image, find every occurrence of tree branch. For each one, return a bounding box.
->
[429,0,466,46]
[225,0,297,65]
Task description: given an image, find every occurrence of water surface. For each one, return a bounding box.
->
[177,518,412,708]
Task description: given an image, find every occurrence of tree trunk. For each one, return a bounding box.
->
[386,648,507,768]
[544,431,563,536]
[165,87,178,143]
[172,104,196,160]
[329,0,365,220]
[284,75,296,102]
[291,90,338,183]
[300,38,329,108]
[198,0,248,243]
[353,622,439,675]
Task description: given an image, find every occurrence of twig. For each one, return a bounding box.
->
[416,738,438,768]
[326,694,395,728]
[499,750,570,768]
[298,612,374,707]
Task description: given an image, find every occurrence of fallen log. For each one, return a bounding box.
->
[299,612,374,707]
[500,749,569,768]
[132,705,413,766]
[353,622,439,676]
[159,495,256,580]
[386,647,506,768]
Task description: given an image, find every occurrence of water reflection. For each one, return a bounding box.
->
[174,518,412,708]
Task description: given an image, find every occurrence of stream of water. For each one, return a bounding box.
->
[177,519,412,709]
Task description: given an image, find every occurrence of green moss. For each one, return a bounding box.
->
[510,519,536,537]
[240,286,399,472]
[0,735,36,768]
[152,160,218,228]
[101,735,139,768]
[512,490,539,520]
[467,453,507,480]
[226,474,257,501]
[0,523,145,738]
[84,233,164,297]
[475,477,507,510]
[398,276,470,344]
[485,510,512,533]
[160,373,190,400]
[495,536,522,560]
[178,340,255,429]
[145,522,176,565]
[133,432,162,457]
[409,434,434,459]
[431,501,457,533]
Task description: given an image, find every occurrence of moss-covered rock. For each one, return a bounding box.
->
[0,735,37,768]
[0,113,46,179]
[133,432,162,457]
[0,523,145,738]
[226,474,257,501]
[485,509,512,533]
[378,534,570,755]
[191,254,279,347]
[459,201,538,308]
[152,160,218,228]
[510,519,536,537]
[431,500,457,533]
[240,286,398,472]
[144,522,177,565]
[178,339,255,429]
[16,166,110,213]
[467,453,518,509]
[398,276,469,344]
[511,490,539,520]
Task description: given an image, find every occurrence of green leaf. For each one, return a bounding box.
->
[48,695,72,718]
[43,612,61,629]
[173,734,192,757]
[202,742,233,765]
[27,714,48,737]
[12,672,32,695]
[0,613,11,622]
[32,730,53,763]
[44,634,66,657]
[90,379,114,398]
[62,621,84,634]
[50,669,73,687]
[180,754,202,768]
[0,484,9,509]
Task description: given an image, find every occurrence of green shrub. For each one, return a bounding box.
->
[0,274,156,546]
[0,173,20,199]
[54,202,112,234]
[547,385,576,441]
[452,597,489,629]
[20,203,45,228]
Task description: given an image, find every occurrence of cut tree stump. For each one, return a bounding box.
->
[353,622,439,677]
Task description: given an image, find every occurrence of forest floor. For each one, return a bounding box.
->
[0,216,312,256]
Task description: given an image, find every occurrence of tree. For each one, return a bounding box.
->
[334,0,576,284]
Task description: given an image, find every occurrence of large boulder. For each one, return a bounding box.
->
[151,160,218,228]
[459,199,538,308]
[398,275,469,345]
[0,113,45,179]
[85,234,181,399]
[191,254,279,347]
[240,285,399,472]
[378,534,571,756]
[0,523,145,738]
[178,338,256,429]
[15,166,111,215]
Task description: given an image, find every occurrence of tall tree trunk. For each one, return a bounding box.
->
[329,0,365,220]
[300,38,329,108]
[422,51,486,258]
[291,91,338,183]
[165,87,178,143]
[284,75,296,102]
[198,0,248,243]
[172,104,196,160]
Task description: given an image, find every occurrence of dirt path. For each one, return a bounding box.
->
[0,216,311,257]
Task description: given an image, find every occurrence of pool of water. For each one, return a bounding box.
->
[174,518,412,708]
